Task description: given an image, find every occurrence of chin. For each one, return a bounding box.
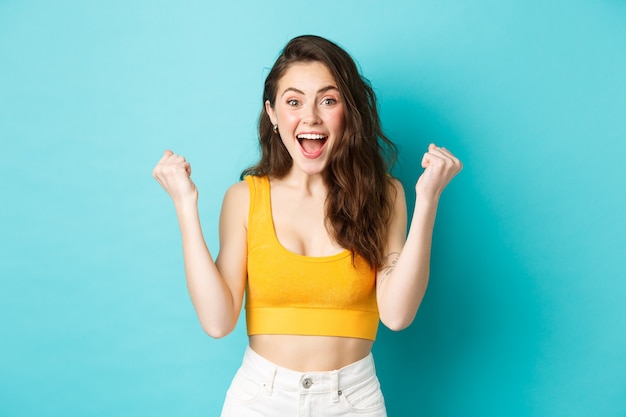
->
[297,160,328,176]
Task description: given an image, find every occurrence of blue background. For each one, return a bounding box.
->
[1,1,625,416]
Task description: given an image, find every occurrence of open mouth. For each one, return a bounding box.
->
[297,133,328,157]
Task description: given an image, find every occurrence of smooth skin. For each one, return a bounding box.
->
[152,61,462,372]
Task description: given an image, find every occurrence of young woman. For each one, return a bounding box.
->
[153,35,462,416]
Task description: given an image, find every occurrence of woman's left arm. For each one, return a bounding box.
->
[376,144,462,331]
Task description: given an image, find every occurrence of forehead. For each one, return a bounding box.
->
[278,61,338,90]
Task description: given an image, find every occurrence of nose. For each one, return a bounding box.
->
[303,103,321,125]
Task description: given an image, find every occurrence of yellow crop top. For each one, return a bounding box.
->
[244,175,380,341]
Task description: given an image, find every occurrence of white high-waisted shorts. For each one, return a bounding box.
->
[220,346,387,417]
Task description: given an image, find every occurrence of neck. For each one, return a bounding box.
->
[280,169,327,197]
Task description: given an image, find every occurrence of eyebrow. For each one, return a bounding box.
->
[280,85,339,97]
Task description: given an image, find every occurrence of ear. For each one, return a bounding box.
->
[265,100,277,125]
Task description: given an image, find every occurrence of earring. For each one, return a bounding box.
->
[273,124,279,134]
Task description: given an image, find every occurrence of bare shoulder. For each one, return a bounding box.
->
[224,179,250,201]
[221,180,250,228]
[385,176,408,246]
[387,176,406,203]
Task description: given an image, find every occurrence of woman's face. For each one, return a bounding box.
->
[266,61,345,177]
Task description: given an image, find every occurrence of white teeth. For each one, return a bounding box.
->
[297,134,326,140]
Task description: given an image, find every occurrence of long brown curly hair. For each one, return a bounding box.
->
[241,35,398,269]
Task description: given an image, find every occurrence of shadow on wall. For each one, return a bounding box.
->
[373,95,547,416]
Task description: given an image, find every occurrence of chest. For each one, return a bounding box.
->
[270,188,343,257]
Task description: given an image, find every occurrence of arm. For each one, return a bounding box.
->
[377,144,462,330]
[152,150,248,338]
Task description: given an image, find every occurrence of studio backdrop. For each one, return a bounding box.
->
[1,1,625,416]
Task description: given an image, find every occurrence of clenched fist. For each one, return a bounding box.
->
[152,150,198,206]
[416,144,463,197]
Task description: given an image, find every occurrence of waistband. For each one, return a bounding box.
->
[240,346,377,401]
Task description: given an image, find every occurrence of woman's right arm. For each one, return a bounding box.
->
[152,150,248,338]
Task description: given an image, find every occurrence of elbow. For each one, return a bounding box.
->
[380,313,416,332]
[200,321,236,339]
[204,328,231,339]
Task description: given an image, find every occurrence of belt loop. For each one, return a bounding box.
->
[265,367,277,395]
[331,370,339,403]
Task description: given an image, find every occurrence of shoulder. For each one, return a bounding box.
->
[223,179,250,207]
[386,176,405,201]
[220,180,251,228]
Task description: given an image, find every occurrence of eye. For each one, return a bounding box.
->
[321,98,337,105]
[287,99,299,106]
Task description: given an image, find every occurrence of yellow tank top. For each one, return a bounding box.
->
[244,175,379,341]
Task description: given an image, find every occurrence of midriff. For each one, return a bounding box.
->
[249,334,373,372]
